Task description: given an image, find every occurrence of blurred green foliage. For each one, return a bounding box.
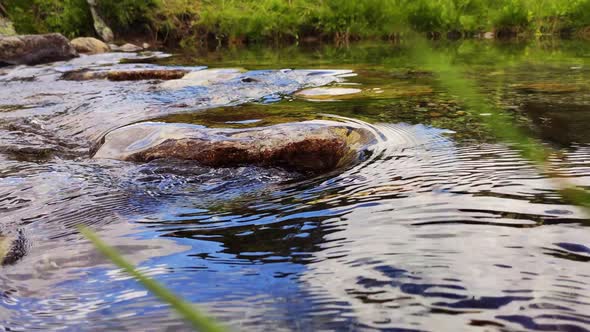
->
[95,0,198,40]
[95,0,159,33]
[3,0,590,41]
[3,0,94,37]
[3,0,198,41]
[198,0,590,41]
[411,36,590,210]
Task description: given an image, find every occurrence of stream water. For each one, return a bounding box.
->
[1,40,590,331]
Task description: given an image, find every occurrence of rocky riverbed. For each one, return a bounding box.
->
[0,46,379,266]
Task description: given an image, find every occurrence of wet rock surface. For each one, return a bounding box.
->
[160,68,245,89]
[70,37,110,54]
[0,33,78,66]
[93,120,376,173]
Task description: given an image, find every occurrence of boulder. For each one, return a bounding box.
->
[0,33,78,66]
[93,120,376,173]
[70,37,110,54]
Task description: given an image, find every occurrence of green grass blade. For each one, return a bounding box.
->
[78,226,227,332]
[408,36,590,213]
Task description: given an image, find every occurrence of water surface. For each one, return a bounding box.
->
[1,40,590,331]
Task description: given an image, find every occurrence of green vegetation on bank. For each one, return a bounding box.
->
[3,0,198,40]
[3,0,590,43]
[199,0,590,41]
[4,0,94,37]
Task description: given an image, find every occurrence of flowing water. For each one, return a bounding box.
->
[1,40,590,331]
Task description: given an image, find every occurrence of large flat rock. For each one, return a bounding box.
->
[93,120,376,173]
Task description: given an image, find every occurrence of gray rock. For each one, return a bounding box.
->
[71,37,110,54]
[0,34,78,66]
[93,120,376,173]
[0,229,27,266]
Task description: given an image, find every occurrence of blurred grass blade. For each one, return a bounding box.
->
[409,36,590,213]
[79,226,227,332]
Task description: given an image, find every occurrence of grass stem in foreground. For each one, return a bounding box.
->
[79,226,227,332]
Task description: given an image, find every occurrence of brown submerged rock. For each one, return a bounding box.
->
[62,69,189,81]
[522,101,590,145]
[93,120,376,173]
[70,37,110,54]
[107,69,189,81]
[0,33,77,66]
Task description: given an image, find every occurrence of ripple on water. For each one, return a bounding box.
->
[1,50,590,331]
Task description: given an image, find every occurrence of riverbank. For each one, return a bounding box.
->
[3,0,590,47]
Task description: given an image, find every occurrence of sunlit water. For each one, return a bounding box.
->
[1,41,590,331]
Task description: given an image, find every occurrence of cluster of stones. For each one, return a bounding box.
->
[0,33,149,66]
